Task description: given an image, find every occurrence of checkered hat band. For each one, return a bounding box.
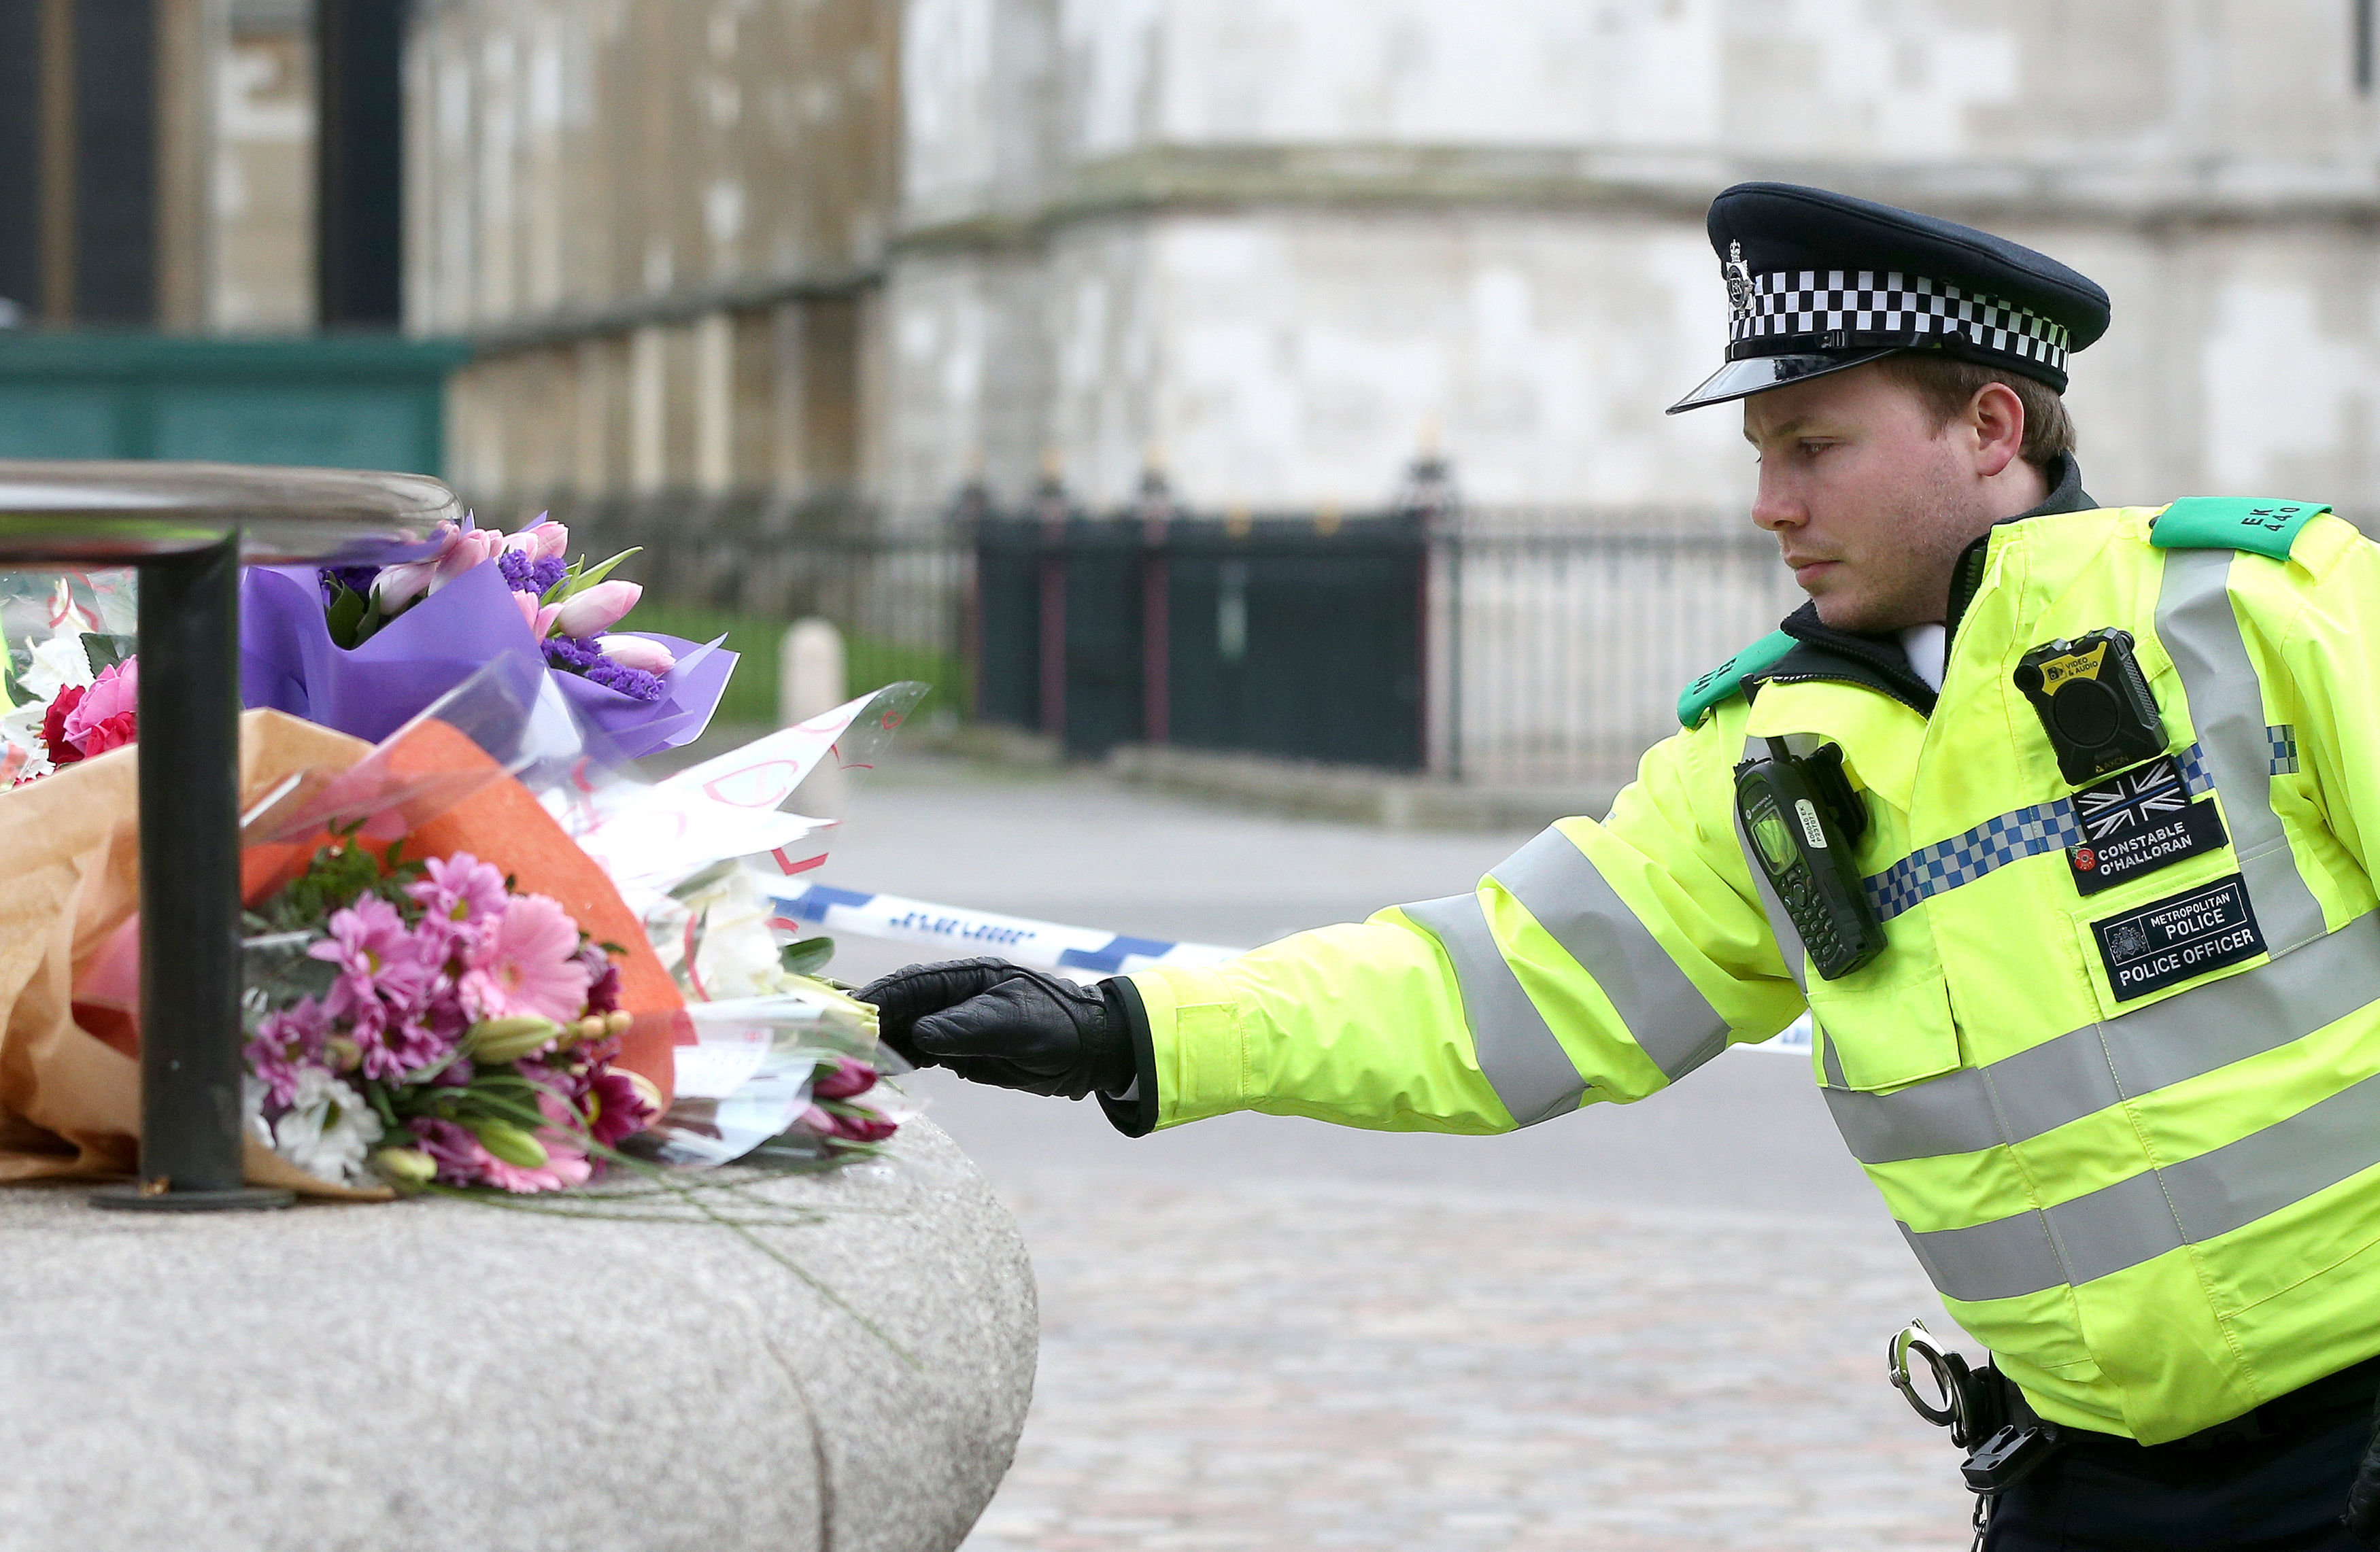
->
[1731,269,2071,370]
[1863,744,2216,921]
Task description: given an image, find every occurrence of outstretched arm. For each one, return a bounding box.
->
[862,703,1803,1137]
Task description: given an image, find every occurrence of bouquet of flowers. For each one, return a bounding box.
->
[0,574,139,784]
[242,515,736,755]
[240,827,661,1192]
[0,548,922,1192]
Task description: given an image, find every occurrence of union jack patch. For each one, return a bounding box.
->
[2075,758,2189,842]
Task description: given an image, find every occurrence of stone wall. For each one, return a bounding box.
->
[418,0,2380,517]
[881,0,2380,514]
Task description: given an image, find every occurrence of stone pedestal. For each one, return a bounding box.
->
[0,1117,1035,1552]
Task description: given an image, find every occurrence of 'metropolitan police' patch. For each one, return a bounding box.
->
[2093,874,2265,1001]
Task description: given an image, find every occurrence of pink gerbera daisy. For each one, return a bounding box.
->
[460,894,592,1024]
[406,852,510,930]
[310,895,435,1016]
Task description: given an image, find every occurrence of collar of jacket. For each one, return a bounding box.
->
[1750,453,2095,719]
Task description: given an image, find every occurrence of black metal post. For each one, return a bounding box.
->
[94,535,291,1211]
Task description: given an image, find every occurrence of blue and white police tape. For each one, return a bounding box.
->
[771,882,1812,1055]
[769,884,1240,977]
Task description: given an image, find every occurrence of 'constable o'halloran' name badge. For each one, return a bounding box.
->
[2067,754,2226,896]
[2093,873,2265,1002]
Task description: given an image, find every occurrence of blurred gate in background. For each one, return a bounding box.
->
[976,508,1429,771]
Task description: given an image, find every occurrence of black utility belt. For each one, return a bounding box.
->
[1893,1320,2380,1498]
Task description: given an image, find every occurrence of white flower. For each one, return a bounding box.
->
[687,869,806,1000]
[241,1075,274,1150]
[0,628,97,778]
[17,628,93,704]
[271,1068,384,1186]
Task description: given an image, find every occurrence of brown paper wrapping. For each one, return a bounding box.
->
[0,708,683,1201]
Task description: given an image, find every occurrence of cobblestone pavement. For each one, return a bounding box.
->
[799,757,1976,1549]
[954,1169,1967,1552]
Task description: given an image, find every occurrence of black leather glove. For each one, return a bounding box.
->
[858,956,1138,1100]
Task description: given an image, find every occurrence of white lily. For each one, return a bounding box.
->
[17,628,94,704]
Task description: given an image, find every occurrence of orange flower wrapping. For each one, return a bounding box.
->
[397,723,685,1107]
[239,714,684,1109]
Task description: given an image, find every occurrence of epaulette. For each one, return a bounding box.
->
[1676,630,1795,729]
[2150,498,2330,563]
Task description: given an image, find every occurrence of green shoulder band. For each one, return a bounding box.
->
[1676,629,1796,729]
[2151,497,2330,563]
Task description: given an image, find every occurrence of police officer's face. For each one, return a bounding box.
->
[1743,364,2032,632]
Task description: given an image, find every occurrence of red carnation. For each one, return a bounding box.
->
[40,684,87,767]
[74,712,137,757]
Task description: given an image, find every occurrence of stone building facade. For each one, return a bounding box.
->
[407,0,898,503]
[417,0,2380,521]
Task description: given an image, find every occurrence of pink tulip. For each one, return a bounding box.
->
[513,592,561,637]
[811,1055,878,1100]
[550,580,641,638]
[437,527,505,591]
[595,634,675,673]
[373,521,460,610]
[503,519,569,561]
[375,523,501,613]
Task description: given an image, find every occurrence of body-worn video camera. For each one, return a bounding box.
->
[1734,740,1886,980]
[2013,629,2167,787]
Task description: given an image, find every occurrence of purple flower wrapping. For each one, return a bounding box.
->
[241,559,738,757]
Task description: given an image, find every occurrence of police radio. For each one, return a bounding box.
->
[1733,740,1886,980]
[2013,630,2167,786]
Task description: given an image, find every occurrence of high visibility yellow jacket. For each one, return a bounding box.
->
[1116,487,2380,1446]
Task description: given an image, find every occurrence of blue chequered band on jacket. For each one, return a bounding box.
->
[1864,742,2220,920]
[2269,724,2300,775]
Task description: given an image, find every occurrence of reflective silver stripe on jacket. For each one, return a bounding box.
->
[1901,1066,2380,1303]
[1490,827,1734,1081]
[2156,547,2328,954]
[1826,910,2380,1164]
[1400,892,1586,1126]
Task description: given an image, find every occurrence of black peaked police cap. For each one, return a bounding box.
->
[1668,182,2111,413]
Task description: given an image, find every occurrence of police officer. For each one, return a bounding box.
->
[862,184,2380,1551]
